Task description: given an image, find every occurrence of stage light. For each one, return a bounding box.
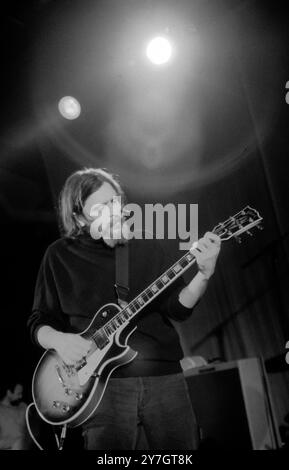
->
[58,96,81,120]
[146,36,172,65]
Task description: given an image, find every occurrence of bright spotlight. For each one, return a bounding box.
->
[146,36,172,65]
[58,96,81,120]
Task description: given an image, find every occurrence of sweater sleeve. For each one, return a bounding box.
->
[154,241,197,323]
[27,247,69,346]
[157,275,196,322]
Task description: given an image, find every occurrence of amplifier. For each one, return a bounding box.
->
[184,357,281,449]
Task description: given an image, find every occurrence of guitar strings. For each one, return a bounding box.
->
[90,251,198,341]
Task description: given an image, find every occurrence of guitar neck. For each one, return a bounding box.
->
[127,250,197,317]
[95,205,263,340]
[101,250,197,337]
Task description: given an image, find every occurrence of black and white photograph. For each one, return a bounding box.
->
[0,0,289,458]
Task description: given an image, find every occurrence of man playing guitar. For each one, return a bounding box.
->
[28,167,221,450]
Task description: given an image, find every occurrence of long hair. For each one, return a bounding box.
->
[58,168,125,238]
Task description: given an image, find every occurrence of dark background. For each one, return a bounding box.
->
[1,0,289,432]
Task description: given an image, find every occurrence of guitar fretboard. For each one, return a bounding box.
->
[91,250,197,347]
[90,205,263,349]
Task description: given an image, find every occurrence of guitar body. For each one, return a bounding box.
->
[32,303,137,427]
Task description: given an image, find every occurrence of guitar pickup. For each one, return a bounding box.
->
[93,330,110,349]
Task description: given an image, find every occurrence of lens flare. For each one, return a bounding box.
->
[146,37,172,65]
[58,96,81,120]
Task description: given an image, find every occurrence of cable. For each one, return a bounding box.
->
[58,424,67,450]
[25,402,63,451]
[25,403,43,451]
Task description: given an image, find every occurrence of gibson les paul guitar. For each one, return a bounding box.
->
[32,206,263,427]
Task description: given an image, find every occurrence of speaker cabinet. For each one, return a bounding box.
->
[184,357,281,450]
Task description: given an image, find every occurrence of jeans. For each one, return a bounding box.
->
[82,373,199,450]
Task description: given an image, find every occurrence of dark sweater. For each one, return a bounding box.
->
[28,233,195,377]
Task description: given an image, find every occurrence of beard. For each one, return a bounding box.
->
[90,217,131,247]
[10,398,23,406]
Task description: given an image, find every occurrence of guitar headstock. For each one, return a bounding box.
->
[213,206,263,242]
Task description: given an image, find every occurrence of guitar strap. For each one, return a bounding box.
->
[115,243,130,308]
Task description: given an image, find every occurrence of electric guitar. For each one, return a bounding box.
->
[32,206,263,427]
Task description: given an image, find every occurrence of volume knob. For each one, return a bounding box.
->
[62,404,70,413]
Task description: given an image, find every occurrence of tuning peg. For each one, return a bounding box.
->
[235,236,242,243]
[257,225,264,230]
[246,230,253,236]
